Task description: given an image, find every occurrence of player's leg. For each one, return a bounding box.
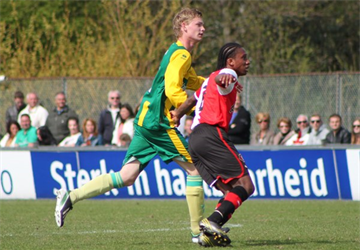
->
[139,126,204,242]
[70,160,141,204]
[174,159,204,242]
[55,126,154,228]
[55,160,141,227]
[206,175,254,227]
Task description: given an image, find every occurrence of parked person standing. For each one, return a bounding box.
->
[55,8,206,244]
[307,114,329,145]
[46,92,78,144]
[228,93,251,144]
[273,117,295,145]
[350,118,360,145]
[98,90,122,146]
[18,92,49,129]
[325,114,351,144]
[5,90,26,124]
[250,112,274,145]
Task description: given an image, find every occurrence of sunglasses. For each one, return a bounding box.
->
[353,125,360,128]
[311,120,321,124]
[279,125,289,128]
[110,97,120,100]
[258,120,269,123]
[297,121,308,124]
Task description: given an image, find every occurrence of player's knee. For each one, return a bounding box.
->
[246,183,255,196]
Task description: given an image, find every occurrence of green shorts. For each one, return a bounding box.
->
[123,124,192,171]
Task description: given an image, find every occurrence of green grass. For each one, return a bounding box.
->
[0,199,359,250]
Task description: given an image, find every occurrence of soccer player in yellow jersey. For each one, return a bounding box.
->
[55,8,206,243]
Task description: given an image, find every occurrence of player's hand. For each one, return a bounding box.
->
[217,74,237,88]
[236,83,243,93]
[170,110,180,127]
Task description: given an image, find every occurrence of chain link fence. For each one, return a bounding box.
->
[0,73,359,137]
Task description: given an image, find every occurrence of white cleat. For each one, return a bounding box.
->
[54,189,73,227]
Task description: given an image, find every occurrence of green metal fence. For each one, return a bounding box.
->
[0,72,359,137]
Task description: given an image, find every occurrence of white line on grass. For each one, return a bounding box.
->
[0,224,243,238]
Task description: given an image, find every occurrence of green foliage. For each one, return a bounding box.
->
[0,0,359,77]
[0,199,359,249]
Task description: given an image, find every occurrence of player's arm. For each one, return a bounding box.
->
[170,95,197,126]
[215,68,243,95]
[164,49,192,108]
[215,74,236,88]
[186,67,205,91]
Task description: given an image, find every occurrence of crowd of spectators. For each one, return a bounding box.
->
[1,90,137,148]
[1,91,360,148]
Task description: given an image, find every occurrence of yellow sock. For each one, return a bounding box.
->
[186,175,204,235]
[70,174,114,205]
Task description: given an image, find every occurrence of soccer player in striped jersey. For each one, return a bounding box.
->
[55,8,206,243]
[171,43,254,247]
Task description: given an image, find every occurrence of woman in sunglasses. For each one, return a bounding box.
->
[250,112,274,145]
[351,118,360,145]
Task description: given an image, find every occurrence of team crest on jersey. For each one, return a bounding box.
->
[181,54,187,60]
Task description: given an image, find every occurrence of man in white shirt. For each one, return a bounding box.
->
[285,114,310,145]
[18,92,49,129]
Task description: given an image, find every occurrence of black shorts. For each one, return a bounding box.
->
[189,123,249,187]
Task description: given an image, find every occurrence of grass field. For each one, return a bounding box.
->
[0,199,359,250]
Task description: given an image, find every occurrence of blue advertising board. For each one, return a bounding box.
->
[1,148,359,200]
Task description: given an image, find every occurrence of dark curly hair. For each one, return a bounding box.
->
[6,120,21,135]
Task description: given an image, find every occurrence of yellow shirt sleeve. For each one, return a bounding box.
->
[186,67,205,91]
[164,49,192,109]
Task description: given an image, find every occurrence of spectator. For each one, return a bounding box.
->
[46,91,78,144]
[183,116,193,142]
[119,133,132,148]
[58,117,81,147]
[0,120,21,147]
[228,93,251,144]
[76,118,103,146]
[36,126,57,146]
[98,90,122,145]
[285,114,311,145]
[5,90,26,124]
[273,117,295,145]
[351,118,360,145]
[15,114,37,147]
[250,112,274,145]
[18,92,49,128]
[325,114,351,144]
[112,103,135,146]
[307,114,329,145]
